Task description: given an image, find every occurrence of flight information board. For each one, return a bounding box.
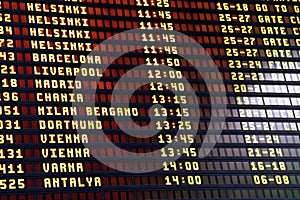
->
[1,0,300,199]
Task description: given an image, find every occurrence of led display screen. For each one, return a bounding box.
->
[1,0,300,199]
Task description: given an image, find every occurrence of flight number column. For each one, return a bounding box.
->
[0,1,25,191]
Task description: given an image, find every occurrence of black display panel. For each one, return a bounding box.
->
[1,0,300,199]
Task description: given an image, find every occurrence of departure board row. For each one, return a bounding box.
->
[1,0,300,199]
